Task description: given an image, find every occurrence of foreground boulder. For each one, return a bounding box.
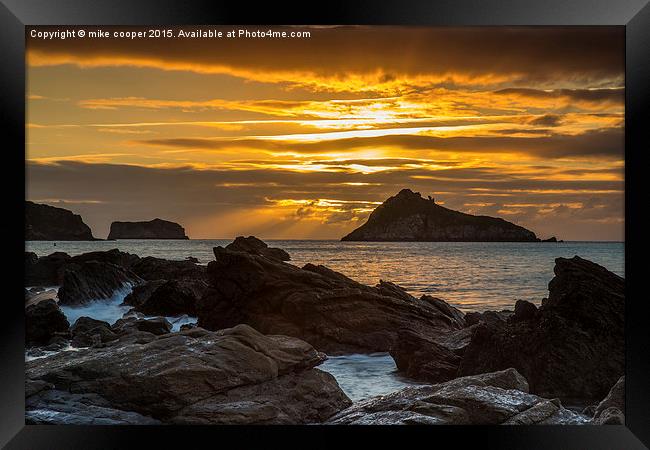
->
[457,256,624,402]
[25,201,96,241]
[341,189,539,242]
[226,235,291,261]
[196,245,465,354]
[108,218,189,240]
[327,368,587,425]
[592,376,625,425]
[57,261,142,306]
[26,299,70,347]
[26,324,351,424]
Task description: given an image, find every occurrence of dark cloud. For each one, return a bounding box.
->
[494,88,624,104]
[527,114,564,127]
[28,26,624,88]
[138,127,624,158]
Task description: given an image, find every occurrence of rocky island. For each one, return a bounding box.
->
[25,201,96,241]
[108,218,189,240]
[24,237,624,425]
[341,189,539,242]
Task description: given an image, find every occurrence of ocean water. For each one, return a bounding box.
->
[26,240,624,312]
[26,239,624,401]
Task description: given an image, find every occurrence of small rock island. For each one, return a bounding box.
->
[341,189,539,242]
[108,218,189,240]
[25,201,96,241]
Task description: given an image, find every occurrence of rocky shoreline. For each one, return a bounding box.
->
[25,237,624,425]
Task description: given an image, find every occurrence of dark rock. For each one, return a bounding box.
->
[26,324,351,424]
[512,300,538,322]
[130,256,206,281]
[225,235,291,261]
[327,368,587,425]
[123,279,208,316]
[180,323,197,331]
[197,245,465,354]
[58,261,142,306]
[70,317,118,348]
[26,390,161,425]
[70,248,140,269]
[111,317,172,336]
[464,309,512,327]
[390,329,461,383]
[186,256,199,263]
[592,376,625,425]
[25,252,71,286]
[542,236,558,242]
[26,201,96,241]
[107,218,189,240]
[458,256,624,402]
[341,189,539,242]
[26,299,70,347]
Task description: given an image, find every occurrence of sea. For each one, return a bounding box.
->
[26,239,624,401]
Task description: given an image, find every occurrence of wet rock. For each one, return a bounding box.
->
[57,261,142,306]
[130,256,206,281]
[327,368,587,425]
[458,256,624,402]
[123,279,208,316]
[592,376,625,425]
[197,244,465,354]
[112,316,172,336]
[390,329,461,383]
[464,310,512,327]
[25,251,71,286]
[225,235,291,261]
[26,324,351,424]
[26,299,70,347]
[70,249,140,269]
[70,317,118,348]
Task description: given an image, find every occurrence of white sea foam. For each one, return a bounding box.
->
[59,285,134,326]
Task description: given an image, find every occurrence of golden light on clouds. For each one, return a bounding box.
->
[26,26,624,240]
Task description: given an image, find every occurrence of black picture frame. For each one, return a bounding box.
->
[2,0,649,448]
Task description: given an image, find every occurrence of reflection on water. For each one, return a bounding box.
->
[27,240,624,312]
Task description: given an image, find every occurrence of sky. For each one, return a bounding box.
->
[26,26,624,240]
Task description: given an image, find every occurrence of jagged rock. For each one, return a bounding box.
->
[542,236,558,242]
[70,317,118,348]
[390,329,461,383]
[512,300,538,322]
[25,251,71,286]
[26,299,70,347]
[196,244,465,354]
[592,376,625,425]
[26,324,351,424]
[123,279,208,316]
[111,317,173,336]
[107,218,189,240]
[70,249,140,269]
[57,261,142,306]
[225,235,291,261]
[25,201,96,241]
[130,256,206,281]
[327,369,587,425]
[341,189,539,242]
[458,256,624,402]
[464,309,512,327]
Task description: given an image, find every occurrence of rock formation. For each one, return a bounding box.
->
[107,218,189,240]
[196,245,465,354]
[25,299,70,347]
[123,279,209,316]
[57,261,142,306]
[25,201,96,241]
[341,189,538,242]
[25,324,351,425]
[327,368,587,425]
[226,235,291,261]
